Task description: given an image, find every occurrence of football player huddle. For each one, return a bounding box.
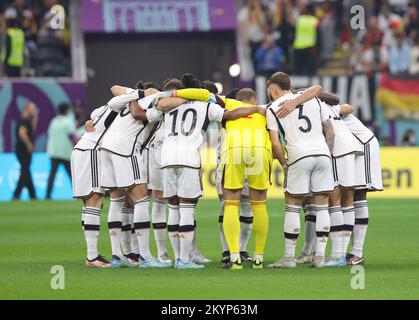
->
[71,72,382,270]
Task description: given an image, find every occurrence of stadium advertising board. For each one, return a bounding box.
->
[1,148,417,201]
[81,0,237,33]
[200,147,419,199]
[0,79,85,153]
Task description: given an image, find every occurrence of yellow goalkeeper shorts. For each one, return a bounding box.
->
[222,147,272,190]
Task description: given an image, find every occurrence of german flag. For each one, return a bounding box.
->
[376,73,419,119]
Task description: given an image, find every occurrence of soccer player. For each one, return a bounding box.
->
[71,91,146,268]
[219,88,273,270]
[317,101,364,267]
[99,86,169,268]
[265,72,335,268]
[210,87,256,265]
[151,94,266,269]
[332,104,383,265]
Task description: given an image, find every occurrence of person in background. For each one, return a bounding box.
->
[46,103,77,199]
[401,129,417,146]
[13,102,38,200]
[409,34,419,75]
[254,33,285,78]
[292,3,319,75]
[1,17,25,77]
[388,32,412,75]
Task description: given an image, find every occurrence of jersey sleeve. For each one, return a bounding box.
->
[146,108,163,123]
[266,108,279,131]
[207,103,225,122]
[331,104,341,115]
[90,105,107,120]
[318,100,331,122]
[108,90,140,112]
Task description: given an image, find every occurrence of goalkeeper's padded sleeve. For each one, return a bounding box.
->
[174,88,211,102]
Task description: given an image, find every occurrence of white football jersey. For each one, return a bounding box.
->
[160,101,225,168]
[332,105,375,144]
[322,102,364,157]
[74,105,118,150]
[100,93,161,157]
[266,93,331,165]
[147,120,164,150]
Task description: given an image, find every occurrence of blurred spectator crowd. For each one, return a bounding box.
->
[236,0,419,80]
[0,0,71,78]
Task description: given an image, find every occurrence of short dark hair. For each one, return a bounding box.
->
[162,78,184,91]
[58,103,70,115]
[143,82,162,91]
[267,72,291,91]
[225,88,240,99]
[182,73,201,89]
[201,80,218,94]
[236,88,256,102]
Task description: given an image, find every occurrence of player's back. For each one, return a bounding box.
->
[224,98,271,150]
[161,100,222,169]
[268,93,330,165]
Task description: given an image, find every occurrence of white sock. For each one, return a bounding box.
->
[302,205,316,255]
[352,201,369,258]
[239,198,253,253]
[284,205,301,258]
[313,205,330,257]
[133,196,152,261]
[121,206,132,255]
[151,199,168,257]
[108,196,124,257]
[168,204,180,260]
[329,206,344,259]
[218,200,229,252]
[342,206,355,255]
[179,203,196,263]
[84,207,100,260]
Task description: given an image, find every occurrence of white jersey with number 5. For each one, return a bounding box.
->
[160,101,224,169]
[266,93,331,165]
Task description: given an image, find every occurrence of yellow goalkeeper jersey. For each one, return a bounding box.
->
[223,97,271,150]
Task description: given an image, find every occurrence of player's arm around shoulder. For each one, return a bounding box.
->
[222,105,266,121]
[276,85,322,118]
[322,119,335,153]
[338,103,354,115]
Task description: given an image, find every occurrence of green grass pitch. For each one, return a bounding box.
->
[1,198,419,300]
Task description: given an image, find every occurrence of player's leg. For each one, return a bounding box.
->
[163,168,180,264]
[222,148,246,269]
[72,149,109,267]
[341,188,355,257]
[175,167,205,269]
[324,187,346,267]
[239,184,253,263]
[348,189,368,265]
[310,156,335,268]
[84,193,109,267]
[148,148,171,263]
[268,157,313,269]
[248,187,268,269]
[121,193,138,265]
[268,192,303,269]
[296,197,316,263]
[151,190,170,263]
[108,188,128,267]
[217,194,231,264]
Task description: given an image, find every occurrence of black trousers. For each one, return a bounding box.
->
[4,65,21,77]
[294,47,317,75]
[46,157,72,199]
[13,151,36,199]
